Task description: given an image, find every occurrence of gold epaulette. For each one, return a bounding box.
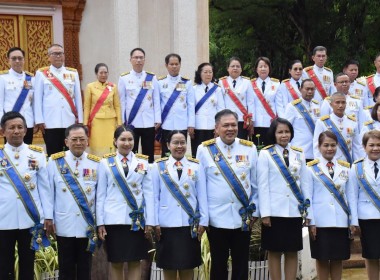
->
[242,76,250,80]
[51,151,65,160]
[155,157,168,163]
[0,144,4,150]
[354,158,364,164]
[103,152,116,158]
[262,144,274,150]
[66,67,77,72]
[187,157,200,164]
[219,76,227,81]
[24,71,34,77]
[350,95,360,100]
[213,82,220,87]
[324,67,332,72]
[364,105,374,110]
[325,96,331,100]
[271,77,280,82]
[251,78,257,82]
[366,74,375,79]
[135,153,149,160]
[158,75,166,80]
[193,82,197,86]
[28,145,44,153]
[307,159,319,167]
[320,115,330,121]
[312,99,319,104]
[87,154,101,162]
[356,79,366,86]
[0,70,9,75]
[202,139,216,146]
[240,139,253,147]
[347,115,357,122]
[146,71,155,75]
[38,66,49,71]
[304,66,313,71]
[337,159,350,168]
[120,71,130,76]
[181,76,190,80]
[291,146,303,152]
[291,98,302,105]
[281,78,290,83]
[364,120,374,126]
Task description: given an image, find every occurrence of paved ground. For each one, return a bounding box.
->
[342,268,367,279]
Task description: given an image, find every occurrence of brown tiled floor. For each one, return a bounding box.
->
[342,268,367,279]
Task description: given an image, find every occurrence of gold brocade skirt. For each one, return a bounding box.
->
[88,117,117,156]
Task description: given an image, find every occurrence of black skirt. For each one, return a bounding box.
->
[310,227,350,260]
[261,217,303,252]
[104,225,149,263]
[156,227,202,270]
[359,219,380,259]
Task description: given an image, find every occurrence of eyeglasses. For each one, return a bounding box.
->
[292,67,303,71]
[68,137,87,143]
[336,81,350,84]
[10,57,24,61]
[170,141,186,147]
[50,52,64,57]
[131,56,145,60]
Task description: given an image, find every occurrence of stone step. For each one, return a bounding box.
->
[343,253,365,268]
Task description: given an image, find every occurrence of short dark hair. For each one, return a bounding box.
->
[267,118,294,145]
[165,53,181,64]
[94,63,108,74]
[227,56,243,69]
[318,131,338,147]
[65,124,88,138]
[288,59,302,70]
[312,46,327,56]
[331,91,346,101]
[194,62,214,84]
[113,126,135,148]
[165,130,187,144]
[1,111,27,130]
[343,59,359,70]
[130,48,145,57]
[371,102,380,121]
[301,79,314,88]
[254,57,272,77]
[373,86,380,103]
[215,109,238,125]
[334,72,349,83]
[363,130,380,147]
[7,47,25,58]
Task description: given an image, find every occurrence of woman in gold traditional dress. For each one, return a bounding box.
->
[84,63,122,156]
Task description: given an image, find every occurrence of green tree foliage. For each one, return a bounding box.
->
[210,0,380,80]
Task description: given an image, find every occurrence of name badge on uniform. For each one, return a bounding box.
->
[188,168,198,181]
[134,163,147,174]
[28,159,39,171]
[142,81,153,90]
[176,83,186,92]
[235,155,249,167]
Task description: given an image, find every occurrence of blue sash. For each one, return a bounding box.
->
[206,143,255,231]
[107,156,145,230]
[311,164,351,220]
[356,161,380,212]
[323,118,352,164]
[0,149,50,250]
[293,102,315,133]
[55,157,101,252]
[195,84,217,113]
[12,73,31,112]
[157,160,200,238]
[268,147,310,218]
[161,77,188,124]
[126,73,154,129]
[366,122,374,131]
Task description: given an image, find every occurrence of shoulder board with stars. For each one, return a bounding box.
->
[158,75,166,80]
[219,76,227,80]
[0,144,4,150]
[28,145,44,153]
[181,76,190,80]
[213,82,220,87]
[135,153,149,160]
[239,139,253,147]
[0,70,9,75]
[202,139,216,146]
[367,74,375,79]
[146,71,155,75]
[291,98,302,105]
[354,158,364,164]
[103,152,117,158]
[364,105,374,110]
[25,71,34,77]
[51,151,65,160]
[281,78,290,83]
[350,95,360,100]
[364,120,374,126]
[337,159,350,168]
[320,115,330,121]
[306,159,319,167]
[356,79,366,86]
[38,66,49,71]
[66,67,77,72]
[155,157,168,163]
[347,115,357,122]
[325,96,331,101]
[291,146,303,152]
[304,66,313,71]
[324,67,332,72]
[187,157,199,164]
[87,154,101,162]
[271,77,280,82]
[312,99,319,104]
[120,71,130,76]
[262,144,274,150]
[251,78,257,82]
[241,76,250,80]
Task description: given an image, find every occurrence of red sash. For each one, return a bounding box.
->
[87,82,113,136]
[221,78,252,128]
[367,75,376,96]
[284,80,299,100]
[251,80,276,120]
[43,69,78,121]
[306,68,328,99]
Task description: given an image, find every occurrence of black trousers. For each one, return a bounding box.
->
[161,129,188,157]
[191,129,214,158]
[57,236,92,280]
[4,128,33,145]
[237,122,248,140]
[132,127,155,163]
[43,128,66,156]
[0,228,35,280]
[208,226,250,280]
[253,127,270,147]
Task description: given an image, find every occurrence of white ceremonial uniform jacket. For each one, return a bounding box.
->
[347,157,380,226]
[257,144,310,218]
[96,151,154,226]
[193,82,225,129]
[313,113,363,161]
[48,151,100,238]
[196,137,259,229]
[320,95,365,132]
[275,77,302,118]
[118,70,161,127]
[157,74,195,130]
[218,76,255,122]
[306,157,353,227]
[302,65,334,103]
[349,80,369,107]
[34,65,83,128]
[0,69,34,127]
[251,77,280,127]
[363,105,373,123]
[366,73,380,106]
[285,98,321,159]
[152,155,208,227]
[359,120,380,141]
[0,143,52,230]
